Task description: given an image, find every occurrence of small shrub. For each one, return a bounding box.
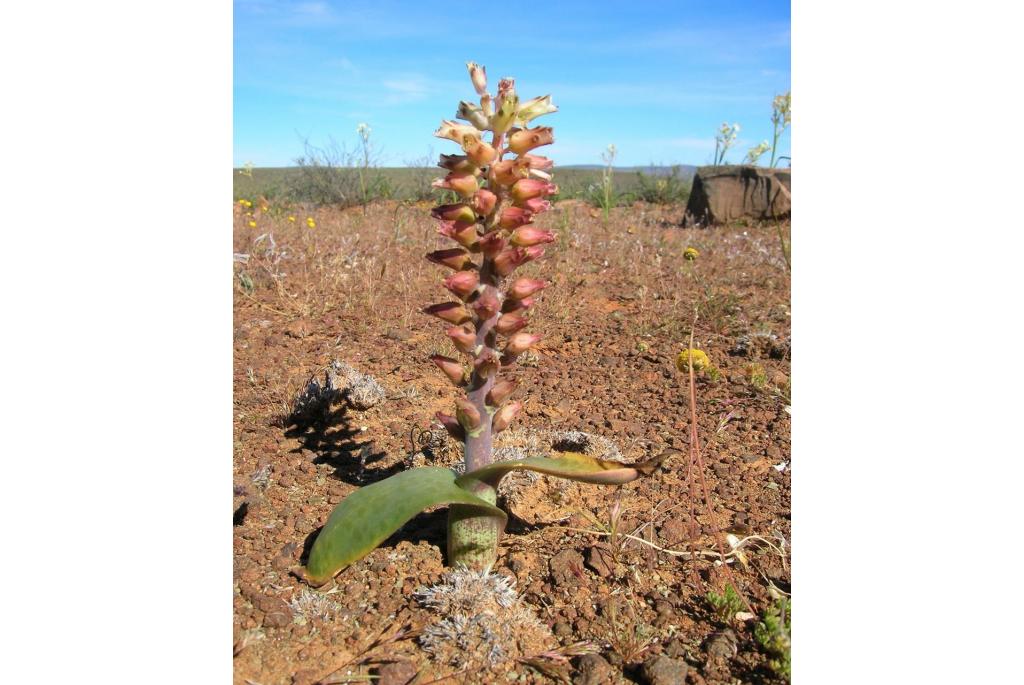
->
[705,584,744,624]
[754,597,791,679]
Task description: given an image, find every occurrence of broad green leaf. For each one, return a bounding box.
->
[457,450,668,490]
[305,467,505,585]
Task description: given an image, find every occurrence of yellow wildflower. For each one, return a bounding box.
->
[248,220,257,228]
[306,217,316,228]
[676,348,711,373]
[683,246,699,261]
[288,216,296,222]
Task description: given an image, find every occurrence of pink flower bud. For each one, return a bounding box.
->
[486,379,518,407]
[492,401,522,433]
[523,154,553,170]
[471,189,497,216]
[467,62,487,96]
[471,288,500,320]
[443,270,479,299]
[431,354,467,387]
[436,412,465,440]
[510,178,558,203]
[508,126,554,155]
[423,302,472,325]
[506,332,541,355]
[478,231,507,257]
[438,154,478,174]
[431,203,477,228]
[496,78,516,107]
[432,172,479,198]
[501,296,534,313]
[518,197,553,214]
[498,206,534,230]
[455,398,482,431]
[446,325,477,354]
[494,312,528,335]
[493,248,528,277]
[510,226,556,247]
[427,248,476,271]
[463,139,497,166]
[507,278,548,299]
[474,348,500,377]
[437,221,479,249]
[434,119,481,145]
[490,159,530,187]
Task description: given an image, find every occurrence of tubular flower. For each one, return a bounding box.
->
[490,158,531,186]
[433,172,480,198]
[471,189,497,216]
[517,197,552,214]
[498,206,534,230]
[508,126,554,155]
[515,95,557,125]
[494,312,528,335]
[509,226,556,247]
[432,203,477,228]
[438,154,478,174]
[437,221,479,250]
[467,61,487,95]
[505,332,541,355]
[507,278,548,300]
[435,412,465,440]
[443,270,480,299]
[463,139,498,166]
[455,399,482,431]
[446,325,478,354]
[510,178,558,203]
[493,247,544,277]
[501,296,534,314]
[477,231,507,257]
[471,288,501,320]
[431,355,467,387]
[426,248,476,271]
[486,379,517,407]
[456,100,490,130]
[491,401,522,433]
[423,302,472,325]
[435,120,481,145]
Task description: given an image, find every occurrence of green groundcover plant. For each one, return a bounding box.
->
[304,63,663,585]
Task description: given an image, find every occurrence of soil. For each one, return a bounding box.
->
[233,198,791,684]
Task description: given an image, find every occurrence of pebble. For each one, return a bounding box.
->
[641,655,689,685]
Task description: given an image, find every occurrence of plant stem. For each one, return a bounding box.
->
[448,128,506,570]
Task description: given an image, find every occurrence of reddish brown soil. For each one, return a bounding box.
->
[233,199,791,685]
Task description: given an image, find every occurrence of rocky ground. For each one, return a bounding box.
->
[233,198,791,684]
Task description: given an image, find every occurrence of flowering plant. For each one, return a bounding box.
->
[304,63,663,585]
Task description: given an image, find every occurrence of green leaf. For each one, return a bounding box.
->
[457,450,669,490]
[305,467,506,585]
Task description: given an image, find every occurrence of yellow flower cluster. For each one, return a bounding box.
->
[676,348,711,373]
[306,217,316,228]
[683,247,700,261]
[238,199,253,209]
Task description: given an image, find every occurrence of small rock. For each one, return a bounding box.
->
[641,655,689,685]
[259,596,293,628]
[553,621,573,638]
[573,653,613,685]
[374,660,417,685]
[585,545,615,578]
[704,629,738,660]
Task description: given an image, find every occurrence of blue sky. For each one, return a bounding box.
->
[234,0,790,168]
